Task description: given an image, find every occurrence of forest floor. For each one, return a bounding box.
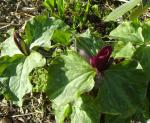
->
[0,0,55,123]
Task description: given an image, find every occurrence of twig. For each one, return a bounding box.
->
[15,12,34,17]
[0,23,11,30]
[22,7,37,12]
[15,1,21,12]
[117,0,129,2]
[22,0,28,6]
[0,22,20,26]
[0,23,21,30]
[12,111,42,118]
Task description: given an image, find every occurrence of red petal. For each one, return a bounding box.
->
[90,46,112,72]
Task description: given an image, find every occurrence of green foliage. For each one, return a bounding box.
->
[43,0,65,17]
[142,21,150,42]
[71,96,99,123]
[46,51,96,122]
[31,68,48,92]
[25,15,72,49]
[130,0,150,20]
[96,60,148,117]
[134,46,150,79]
[2,52,46,106]
[43,0,93,29]
[104,0,141,22]
[43,0,55,12]
[104,0,150,22]
[110,21,144,44]
[76,29,104,56]
[113,42,135,59]
[0,29,22,56]
[1,1,150,122]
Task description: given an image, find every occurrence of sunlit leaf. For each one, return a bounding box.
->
[47,51,96,122]
[8,51,46,106]
[25,16,70,49]
[57,0,65,16]
[104,0,141,22]
[52,30,72,45]
[0,29,22,57]
[43,0,55,11]
[113,41,135,59]
[71,96,99,123]
[110,21,144,45]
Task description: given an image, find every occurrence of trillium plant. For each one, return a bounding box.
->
[1,1,150,123]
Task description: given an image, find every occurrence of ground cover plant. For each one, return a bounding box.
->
[1,0,150,123]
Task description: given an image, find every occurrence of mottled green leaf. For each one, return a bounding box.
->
[104,0,141,22]
[142,21,150,42]
[113,41,135,59]
[52,30,72,45]
[25,15,70,49]
[54,104,71,123]
[110,21,144,45]
[47,51,96,122]
[76,29,104,56]
[134,45,150,79]
[71,96,99,123]
[0,77,9,95]
[96,60,148,117]
[9,51,46,106]
[105,115,131,123]
[0,55,23,77]
[0,29,22,56]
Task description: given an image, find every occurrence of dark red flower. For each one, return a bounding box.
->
[90,46,112,72]
[14,32,30,56]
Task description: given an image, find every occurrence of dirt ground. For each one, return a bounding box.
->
[0,0,43,30]
[0,0,55,123]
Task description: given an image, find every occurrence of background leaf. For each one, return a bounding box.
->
[104,0,141,22]
[105,115,131,123]
[43,0,55,11]
[56,0,65,16]
[130,4,150,20]
[0,29,22,57]
[113,41,135,59]
[52,30,72,45]
[110,21,144,45]
[8,51,46,106]
[25,15,71,49]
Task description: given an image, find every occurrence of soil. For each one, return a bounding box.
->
[0,0,44,43]
[0,0,54,123]
[0,0,43,31]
